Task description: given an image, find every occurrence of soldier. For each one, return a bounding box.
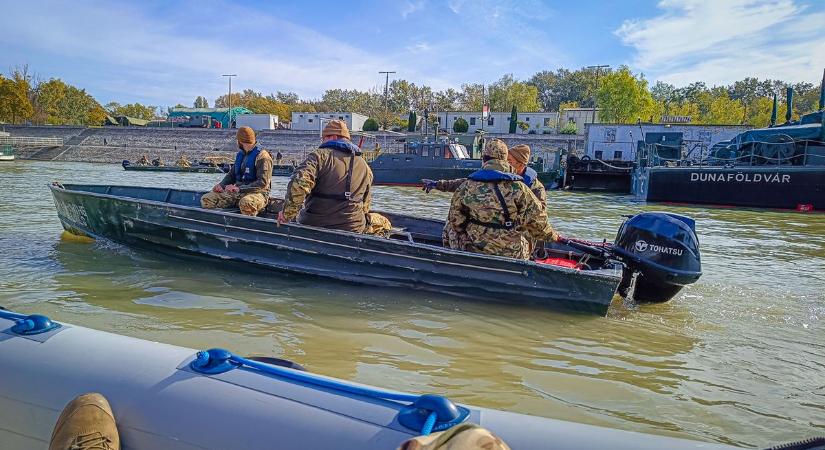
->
[137,155,150,166]
[422,145,545,208]
[443,139,558,260]
[175,154,191,168]
[507,144,546,209]
[200,126,273,216]
[277,120,391,236]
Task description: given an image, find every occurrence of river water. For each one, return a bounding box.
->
[1,160,823,447]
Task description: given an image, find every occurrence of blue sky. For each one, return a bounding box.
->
[1,0,823,108]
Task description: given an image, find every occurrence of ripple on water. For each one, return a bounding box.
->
[1,160,824,447]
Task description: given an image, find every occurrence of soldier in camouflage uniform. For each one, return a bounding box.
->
[200,127,273,216]
[443,139,558,259]
[278,120,392,236]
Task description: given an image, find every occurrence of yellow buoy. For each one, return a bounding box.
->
[60,230,95,243]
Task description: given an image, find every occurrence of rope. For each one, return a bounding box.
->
[590,159,633,171]
[421,411,438,436]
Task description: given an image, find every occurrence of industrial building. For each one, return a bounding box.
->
[291,112,368,132]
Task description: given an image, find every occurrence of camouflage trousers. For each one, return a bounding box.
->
[365,212,392,237]
[443,226,531,260]
[200,191,268,216]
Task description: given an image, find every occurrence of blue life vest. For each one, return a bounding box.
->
[319,139,362,155]
[467,169,523,182]
[234,146,260,184]
[521,167,537,187]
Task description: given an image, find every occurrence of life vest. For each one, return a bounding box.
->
[521,167,538,188]
[466,169,523,230]
[234,146,261,184]
[309,140,366,203]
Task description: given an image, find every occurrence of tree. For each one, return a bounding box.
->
[112,103,157,120]
[363,118,379,131]
[407,111,416,132]
[488,74,540,112]
[527,68,597,111]
[559,121,578,134]
[193,96,209,108]
[696,91,744,124]
[87,105,107,125]
[33,78,67,124]
[0,71,33,124]
[595,66,655,123]
[453,117,468,133]
[459,83,485,111]
[509,105,517,133]
[517,121,529,133]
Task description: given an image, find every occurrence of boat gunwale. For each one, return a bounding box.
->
[48,182,623,283]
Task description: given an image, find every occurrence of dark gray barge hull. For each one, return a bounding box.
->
[645,166,825,211]
[49,184,622,314]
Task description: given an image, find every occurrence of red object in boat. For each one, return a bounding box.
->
[796,204,813,212]
[535,257,581,269]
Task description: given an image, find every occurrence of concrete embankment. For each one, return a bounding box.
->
[2,125,583,164]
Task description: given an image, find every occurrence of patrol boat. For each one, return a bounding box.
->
[634,71,825,211]
[370,139,562,187]
[0,307,745,450]
[48,183,702,315]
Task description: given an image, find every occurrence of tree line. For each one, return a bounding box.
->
[1,65,821,128]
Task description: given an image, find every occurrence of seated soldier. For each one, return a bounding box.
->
[175,155,191,168]
[200,127,273,216]
[443,139,558,260]
[277,119,391,236]
[137,155,150,166]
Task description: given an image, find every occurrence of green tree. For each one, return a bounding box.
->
[0,71,33,124]
[33,78,67,124]
[559,121,578,134]
[509,105,517,133]
[459,83,485,111]
[517,121,529,133]
[407,111,416,132]
[193,96,209,108]
[453,117,469,133]
[363,117,379,131]
[488,74,540,112]
[112,103,157,120]
[527,68,598,111]
[695,91,744,124]
[595,66,655,123]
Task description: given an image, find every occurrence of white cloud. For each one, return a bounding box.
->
[616,0,825,86]
[401,0,425,19]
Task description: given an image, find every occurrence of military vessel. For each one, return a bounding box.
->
[633,71,825,211]
[370,137,562,187]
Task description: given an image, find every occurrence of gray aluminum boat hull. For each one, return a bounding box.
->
[48,184,622,314]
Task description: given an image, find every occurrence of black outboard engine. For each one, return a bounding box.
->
[613,212,702,303]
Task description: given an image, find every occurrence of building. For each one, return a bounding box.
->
[585,123,752,162]
[236,114,279,130]
[429,111,560,134]
[167,107,252,128]
[559,108,599,134]
[291,112,368,132]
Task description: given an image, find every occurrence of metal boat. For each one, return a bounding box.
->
[122,159,229,173]
[634,70,825,211]
[48,183,702,315]
[370,140,562,187]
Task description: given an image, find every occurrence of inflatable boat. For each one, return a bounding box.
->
[48,183,702,315]
[0,308,736,450]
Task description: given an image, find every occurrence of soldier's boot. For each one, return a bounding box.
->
[49,393,120,450]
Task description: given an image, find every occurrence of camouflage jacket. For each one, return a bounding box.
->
[435,173,546,210]
[443,160,557,260]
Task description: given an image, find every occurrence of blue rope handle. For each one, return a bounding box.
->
[421,411,438,436]
[0,309,29,321]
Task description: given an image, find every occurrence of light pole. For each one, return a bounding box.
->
[222,74,237,128]
[584,65,609,126]
[379,71,396,130]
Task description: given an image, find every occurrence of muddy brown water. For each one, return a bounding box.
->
[1,160,823,448]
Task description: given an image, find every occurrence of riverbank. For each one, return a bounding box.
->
[2,125,583,164]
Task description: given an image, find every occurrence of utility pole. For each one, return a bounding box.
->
[480,84,485,133]
[584,65,609,126]
[379,71,396,130]
[222,74,237,128]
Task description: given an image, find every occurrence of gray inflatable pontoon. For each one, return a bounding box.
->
[0,309,737,450]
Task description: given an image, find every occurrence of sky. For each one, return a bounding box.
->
[1,0,823,108]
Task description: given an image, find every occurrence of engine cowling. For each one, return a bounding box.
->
[614,212,702,303]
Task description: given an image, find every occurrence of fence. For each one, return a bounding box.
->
[0,137,64,148]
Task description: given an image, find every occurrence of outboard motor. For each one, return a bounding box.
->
[613,212,702,303]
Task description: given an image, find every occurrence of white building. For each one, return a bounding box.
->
[559,108,599,134]
[291,112,368,132]
[235,114,278,130]
[429,111,560,134]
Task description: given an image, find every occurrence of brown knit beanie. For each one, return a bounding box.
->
[509,144,530,164]
[483,139,508,160]
[236,126,256,145]
[322,119,351,140]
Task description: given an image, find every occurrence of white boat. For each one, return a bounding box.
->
[0,308,741,450]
